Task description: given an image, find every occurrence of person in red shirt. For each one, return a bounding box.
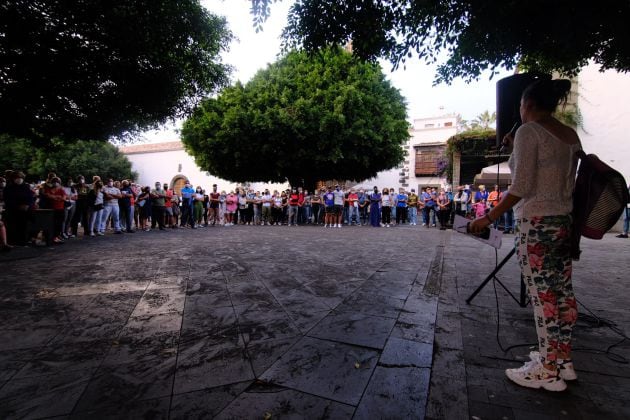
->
[288,188,300,226]
[487,184,500,208]
[45,177,68,243]
[346,189,360,226]
[164,183,175,228]
[208,184,220,226]
[487,184,501,228]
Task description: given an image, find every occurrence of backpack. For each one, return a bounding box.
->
[571,150,630,260]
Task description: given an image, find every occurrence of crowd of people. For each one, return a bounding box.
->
[0,169,516,251]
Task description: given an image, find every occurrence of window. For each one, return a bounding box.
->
[415,146,445,176]
[424,123,435,128]
[444,122,453,127]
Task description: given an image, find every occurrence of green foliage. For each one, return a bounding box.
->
[471,111,497,130]
[0,0,232,145]
[181,47,409,188]
[554,108,583,130]
[0,136,136,181]
[443,129,496,182]
[254,1,630,84]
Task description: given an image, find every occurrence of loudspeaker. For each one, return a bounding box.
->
[496,73,551,148]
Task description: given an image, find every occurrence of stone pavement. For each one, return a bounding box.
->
[0,225,628,419]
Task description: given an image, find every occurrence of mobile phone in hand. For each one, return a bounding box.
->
[467,222,491,240]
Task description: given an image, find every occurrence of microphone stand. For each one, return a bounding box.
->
[466,123,528,308]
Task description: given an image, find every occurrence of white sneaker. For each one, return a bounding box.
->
[505,358,567,391]
[338,224,341,228]
[529,351,577,381]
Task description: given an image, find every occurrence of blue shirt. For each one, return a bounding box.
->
[180,186,195,206]
[324,192,334,206]
[422,192,434,206]
[396,193,407,207]
[475,190,489,202]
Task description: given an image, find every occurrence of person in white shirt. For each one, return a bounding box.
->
[332,185,344,228]
[381,188,392,227]
[100,178,122,234]
[470,79,580,392]
[261,189,272,225]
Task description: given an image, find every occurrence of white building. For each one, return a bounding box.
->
[121,115,457,194]
[119,141,287,194]
[358,114,457,192]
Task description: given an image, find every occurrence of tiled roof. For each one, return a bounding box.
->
[118,141,184,155]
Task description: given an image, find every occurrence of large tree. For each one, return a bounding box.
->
[181,47,409,188]
[252,1,630,84]
[0,0,232,145]
[0,136,136,181]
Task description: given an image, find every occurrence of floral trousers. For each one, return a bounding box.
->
[516,215,577,365]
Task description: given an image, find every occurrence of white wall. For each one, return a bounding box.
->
[125,149,288,192]
[578,64,630,183]
[410,116,458,143]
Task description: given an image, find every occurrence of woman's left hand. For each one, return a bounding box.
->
[469,216,491,234]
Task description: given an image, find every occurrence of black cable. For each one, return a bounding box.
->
[491,258,629,363]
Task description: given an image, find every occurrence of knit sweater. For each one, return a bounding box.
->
[508,122,581,219]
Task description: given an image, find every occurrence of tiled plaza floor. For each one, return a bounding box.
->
[0,225,628,419]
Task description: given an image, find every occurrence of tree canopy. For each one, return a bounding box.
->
[181,47,409,188]
[0,136,136,182]
[252,0,630,84]
[0,0,232,145]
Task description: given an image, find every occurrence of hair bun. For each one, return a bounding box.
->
[552,79,572,96]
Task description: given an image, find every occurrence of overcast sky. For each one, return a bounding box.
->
[140,0,514,142]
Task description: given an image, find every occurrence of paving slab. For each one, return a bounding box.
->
[308,311,397,349]
[0,225,626,418]
[259,336,380,405]
[170,381,250,419]
[354,366,430,419]
[174,340,255,394]
[0,370,92,418]
[214,384,355,420]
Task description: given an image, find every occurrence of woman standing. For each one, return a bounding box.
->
[87,180,105,235]
[238,189,248,224]
[194,187,205,227]
[136,186,151,231]
[369,187,381,227]
[311,189,322,225]
[470,79,580,392]
[219,190,227,225]
[225,190,237,226]
[381,188,392,227]
[436,189,451,230]
[45,177,68,243]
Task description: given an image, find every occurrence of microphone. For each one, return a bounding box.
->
[499,122,520,154]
